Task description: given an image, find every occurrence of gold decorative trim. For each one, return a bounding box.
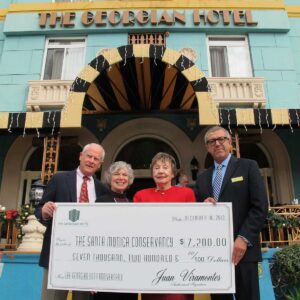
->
[162,48,181,66]
[61,92,85,128]
[287,6,300,18]
[24,112,44,128]
[182,65,206,82]
[236,108,255,125]
[196,92,219,125]
[78,65,100,83]
[271,108,289,125]
[5,1,286,14]
[133,44,150,58]
[0,112,9,129]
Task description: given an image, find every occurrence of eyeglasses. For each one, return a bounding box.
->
[206,136,229,146]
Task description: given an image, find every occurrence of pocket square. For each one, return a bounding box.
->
[231,176,243,183]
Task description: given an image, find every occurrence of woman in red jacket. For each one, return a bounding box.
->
[134,152,196,300]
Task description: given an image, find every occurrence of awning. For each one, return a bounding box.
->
[0,44,299,133]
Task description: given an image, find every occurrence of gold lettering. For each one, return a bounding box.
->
[245,10,258,26]
[136,10,149,25]
[123,11,135,26]
[95,11,107,26]
[220,10,231,25]
[82,11,94,26]
[173,10,186,25]
[193,10,206,25]
[108,10,121,26]
[63,12,75,27]
[207,10,219,24]
[159,10,173,25]
[49,12,62,28]
[39,13,51,28]
[233,10,245,26]
[151,10,158,25]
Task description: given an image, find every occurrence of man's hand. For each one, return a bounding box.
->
[204,197,217,205]
[232,236,247,266]
[42,201,57,221]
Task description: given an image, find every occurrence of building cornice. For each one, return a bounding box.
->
[0,9,7,21]
[286,6,300,18]
[4,1,288,14]
[2,1,300,20]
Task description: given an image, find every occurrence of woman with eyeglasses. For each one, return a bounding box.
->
[133,152,196,300]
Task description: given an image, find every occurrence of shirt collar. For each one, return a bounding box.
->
[214,153,231,169]
[77,167,91,180]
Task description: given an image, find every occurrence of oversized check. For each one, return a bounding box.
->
[48,203,235,294]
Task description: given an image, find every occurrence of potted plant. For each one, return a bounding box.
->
[271,244,300,299]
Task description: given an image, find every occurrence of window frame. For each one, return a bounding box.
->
[207,35,253,77]
[41,37,86,80]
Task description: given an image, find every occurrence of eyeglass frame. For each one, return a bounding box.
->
[206,136,229,146]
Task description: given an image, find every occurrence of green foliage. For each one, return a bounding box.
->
[271,244,300,298]
[267,209,300,229]
[0,204,35,239]
[285,287,300,300]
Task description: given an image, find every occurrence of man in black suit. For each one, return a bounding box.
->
[196,126,268,300]
[35,143,108,300]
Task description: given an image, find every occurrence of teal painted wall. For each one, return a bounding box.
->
[0,23,4,62]
[249,32,300,108]
[86,33,127,63]
[0,35,45,111]
[0,0,11,9]
[288,18,300,108]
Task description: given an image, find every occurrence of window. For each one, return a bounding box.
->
[208,37,252,77]
[42,38,86,80]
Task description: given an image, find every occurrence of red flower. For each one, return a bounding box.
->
[5,209,18,220]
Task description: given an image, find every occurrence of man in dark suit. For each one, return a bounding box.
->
[35,143,108,300]
[196,126,268,300]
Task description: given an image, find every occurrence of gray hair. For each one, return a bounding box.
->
[82,143,105,162]
[104,161,134,186]
[204,126,231,144]
[150,152,177,177]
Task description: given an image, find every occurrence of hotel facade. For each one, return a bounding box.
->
[0,0,300,209]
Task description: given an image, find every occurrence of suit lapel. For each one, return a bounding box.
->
[219,156,239,200]
[67,170,77,202]
[207,167,214,197]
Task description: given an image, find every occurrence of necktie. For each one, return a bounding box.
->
[79,176,90,203]
[213,164,223,201]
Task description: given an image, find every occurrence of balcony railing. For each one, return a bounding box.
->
[26,77,266,111]
[26,80,73,111]
[208,77,266,108]
[260,205,300,248]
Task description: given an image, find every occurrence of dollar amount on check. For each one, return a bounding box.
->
[48,202,235,294]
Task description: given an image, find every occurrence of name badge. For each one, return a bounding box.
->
[231,176,243,183]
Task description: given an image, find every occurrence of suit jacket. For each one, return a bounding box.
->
[196,156,268,262]
[35,170,108,267]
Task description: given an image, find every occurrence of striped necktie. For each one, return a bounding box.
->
[213,164,223,201]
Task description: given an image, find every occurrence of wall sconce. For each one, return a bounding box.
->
[96,119,107,132]
[190,156,199,181]
[30,180,45,208]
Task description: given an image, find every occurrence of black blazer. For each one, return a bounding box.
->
[35,170,108,268]
[196,156,268,262]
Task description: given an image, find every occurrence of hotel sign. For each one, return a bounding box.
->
[39,10,257,28]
